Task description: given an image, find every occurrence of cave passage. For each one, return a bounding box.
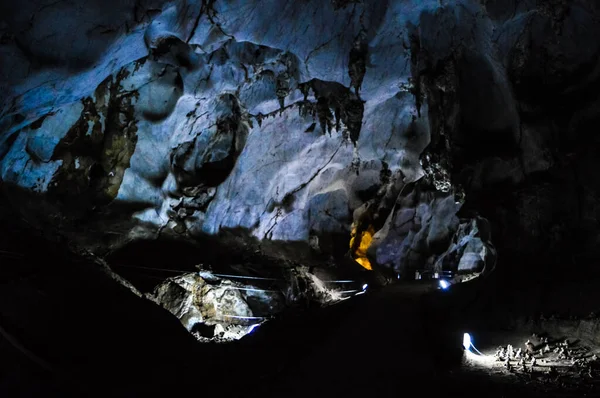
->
[2,0,600,396]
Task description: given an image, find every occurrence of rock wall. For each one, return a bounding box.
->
[149,267,364,342]
[1,0,598,275]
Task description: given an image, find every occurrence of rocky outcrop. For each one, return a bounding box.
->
[150,271,284,342]
[1,0,599,282]
[0,0,433,268]
[149,267,366,341]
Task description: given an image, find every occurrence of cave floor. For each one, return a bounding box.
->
[1,240,600,397]
[248,282,600,398]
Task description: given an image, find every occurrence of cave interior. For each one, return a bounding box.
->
[1,0,600,396]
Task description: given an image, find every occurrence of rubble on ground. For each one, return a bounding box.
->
[492,333,600,390]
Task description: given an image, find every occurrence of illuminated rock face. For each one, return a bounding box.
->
[1,0,599,274]
[150,272,285,342]
[149,267,355,341]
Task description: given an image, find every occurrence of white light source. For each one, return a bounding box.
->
[362,283,368,291]
[439,280,450,290]
[463,333,472,350]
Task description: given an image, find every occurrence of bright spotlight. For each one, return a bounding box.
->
[439,280,450,290]
[463,333,472,350]
[362,283,368,291]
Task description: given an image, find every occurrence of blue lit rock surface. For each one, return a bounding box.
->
[1,0,599,275]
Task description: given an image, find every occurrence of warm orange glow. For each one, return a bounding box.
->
[354,257,373,270]
[350,224,375,270]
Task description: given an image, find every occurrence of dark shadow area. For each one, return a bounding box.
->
[105,238,218,292]
[1,203,598,397]
[0,0,168,72]
[105,226,371,295]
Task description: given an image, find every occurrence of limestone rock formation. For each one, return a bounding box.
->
[2,0,599,287]
[150,271,284,342]
[150,267,365,341]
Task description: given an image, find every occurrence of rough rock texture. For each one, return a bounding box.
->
[150,271,284,341]
[1,0,599,278]
[370,181,460,275]
[435,216,496,274]
[409,0,600,273]
[150,267,365,341]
